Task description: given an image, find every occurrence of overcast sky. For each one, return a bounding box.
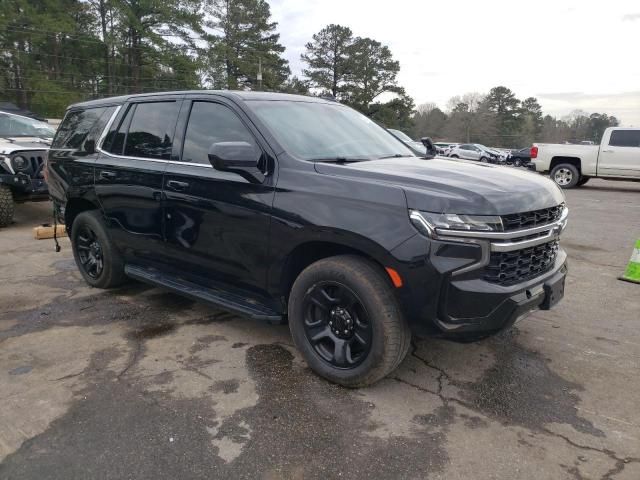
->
[269,0,640,126]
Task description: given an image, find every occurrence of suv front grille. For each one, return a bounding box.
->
[484,240,559,286]
[11,151,46,177]
[501,204,564,231]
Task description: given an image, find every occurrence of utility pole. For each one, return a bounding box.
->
[257,58,263,91]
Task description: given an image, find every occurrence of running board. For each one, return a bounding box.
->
[124,264,283,323]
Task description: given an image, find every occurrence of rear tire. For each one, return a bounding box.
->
[550,163,580,189]
[450,154,459,158]
[513,158,523,168]
[288,255,411,387]
[71,210,127,288]
[0,185,14,227]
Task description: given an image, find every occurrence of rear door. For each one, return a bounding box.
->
[598,129,640,177]
[459,145,476,160]
[161,96,276,294]
[95,96,183,262]
[48,105,117,206]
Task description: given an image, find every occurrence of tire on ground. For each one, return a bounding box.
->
[0,185,14,228]
[550,163,580,189]
[71,210,127,288]
[288,255,411,387]
[576,177,590,187]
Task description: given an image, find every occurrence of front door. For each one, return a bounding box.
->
[598,129,640,177]
[95,98,182,262]
[161,98,276,294]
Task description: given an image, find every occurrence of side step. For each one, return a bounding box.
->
[124,264,283,323]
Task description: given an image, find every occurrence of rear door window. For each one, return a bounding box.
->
[53,106,115,154]
[181,101,258,165]
[609,130,640,147]
[123,102,181,159]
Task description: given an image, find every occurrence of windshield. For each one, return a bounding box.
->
[248,100,414,161]
[0,112,56,138]
[388,128,413,143]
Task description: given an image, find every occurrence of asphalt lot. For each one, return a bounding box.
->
[1,178,639,479]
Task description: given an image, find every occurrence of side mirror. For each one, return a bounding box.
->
[420,137,437,158]
[208,141,264,183]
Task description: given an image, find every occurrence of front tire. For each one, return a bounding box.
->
[576,177,590,187]
[550,163,580,189]
[288,255,411,387]
[480,157,489,163]
[0,185,14,228]
[71,210,127,288]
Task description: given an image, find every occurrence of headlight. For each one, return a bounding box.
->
[410,210,503,237]
[12,155,29,171]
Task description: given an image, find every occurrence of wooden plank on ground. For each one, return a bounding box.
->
[33,224,67,240]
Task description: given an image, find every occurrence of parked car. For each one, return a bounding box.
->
[48,91,568,387]
[433,142,458,155]
[0,111,54,227]
[387,129,428,157]
[442,143,460,156]
[531,127,640,188]
[508,147,532,167]
[448,143,504,163]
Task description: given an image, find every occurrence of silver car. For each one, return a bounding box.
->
[448,143,502,163]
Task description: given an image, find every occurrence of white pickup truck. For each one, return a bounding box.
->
[531,127,640,188]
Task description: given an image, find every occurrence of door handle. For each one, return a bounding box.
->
[99,171,116,180]
[602,150,614,153]
[166,180,190,191]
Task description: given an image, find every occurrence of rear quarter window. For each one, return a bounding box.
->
[52,106,116,155]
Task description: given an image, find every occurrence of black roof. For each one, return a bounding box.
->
[68,90,333,110]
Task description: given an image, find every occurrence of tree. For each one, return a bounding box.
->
[280,75,310,95]
[442,93,495,143]
[483,86,522,146]
[367,93,415,131]
[588,113,619,142]
[344,36,401,111]
[300,24,353,98]
[413,103,447,139]
[202,0,289,90]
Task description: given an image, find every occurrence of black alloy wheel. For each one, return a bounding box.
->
[302,281,372,368]
[75,225,104,278]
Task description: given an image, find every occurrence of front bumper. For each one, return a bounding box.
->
[0,172,48,197]
[391,208,569,337]
[434,252,567,336]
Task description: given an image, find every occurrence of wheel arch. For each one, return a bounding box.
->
[274,237,398,305]
[64,197,100,231]
[550,156,581,173]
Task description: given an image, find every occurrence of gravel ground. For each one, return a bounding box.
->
[1,178,639,479]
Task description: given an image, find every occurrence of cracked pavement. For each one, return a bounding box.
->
[1,178,639,479]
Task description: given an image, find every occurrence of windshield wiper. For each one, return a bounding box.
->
[377,153,413,159]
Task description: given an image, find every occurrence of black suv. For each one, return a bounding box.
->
[47,91,568,387]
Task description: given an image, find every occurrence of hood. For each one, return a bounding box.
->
[0,136,52,155]
[315,157,565,215]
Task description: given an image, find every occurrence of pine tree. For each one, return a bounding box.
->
[345,37,401,111]
[204,0,290,90]
[300,24,353,98]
